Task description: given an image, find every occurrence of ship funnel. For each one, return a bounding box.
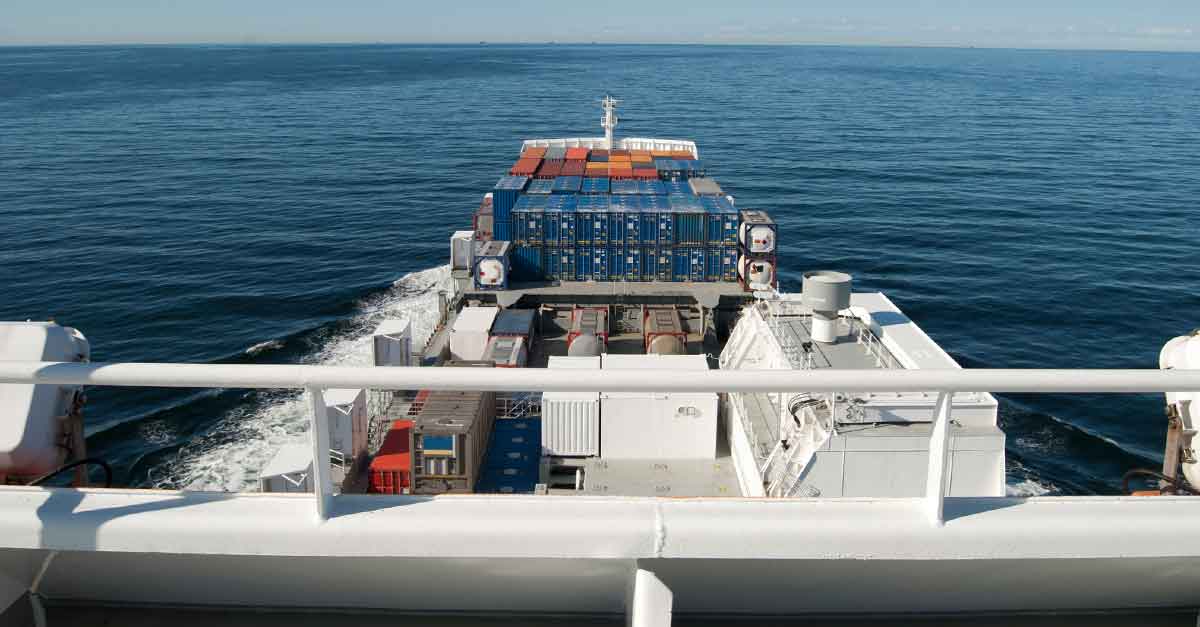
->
[802,271,853,343]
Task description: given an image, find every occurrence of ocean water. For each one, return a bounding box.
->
[1,44,1198,494]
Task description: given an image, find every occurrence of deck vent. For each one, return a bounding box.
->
[802,271,852,343]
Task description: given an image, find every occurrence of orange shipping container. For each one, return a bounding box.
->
[670,151,695,160]
[565,147,590,160]
[632,168,658,180]
[630,150,651,158]
[509,158,541,176]
[651,150,672,158]
[524,147,548,159]
[369,420,413,495]
[631,155,653,164]
[610,167,635,179]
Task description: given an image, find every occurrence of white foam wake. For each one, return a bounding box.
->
[147,265,453,492]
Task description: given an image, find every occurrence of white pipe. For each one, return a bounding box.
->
[0,361,1198,393]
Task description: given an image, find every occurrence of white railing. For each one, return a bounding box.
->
[2,361,1198,525]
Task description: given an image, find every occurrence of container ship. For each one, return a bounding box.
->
[0,98,1197,624]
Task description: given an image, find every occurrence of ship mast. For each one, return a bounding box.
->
[601,95,620,150]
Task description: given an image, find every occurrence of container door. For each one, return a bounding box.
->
[593,247,608,281]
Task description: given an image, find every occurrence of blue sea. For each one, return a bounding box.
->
[2,44,1198,494]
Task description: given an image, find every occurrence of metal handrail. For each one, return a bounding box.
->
[2,362,1197,393]
[3,360,1197,526]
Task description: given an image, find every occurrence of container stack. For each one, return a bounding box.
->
[473,143,776,290]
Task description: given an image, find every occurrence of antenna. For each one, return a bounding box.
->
[601,95,620,150]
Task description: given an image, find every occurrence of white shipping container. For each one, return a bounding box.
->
[450,230,474,271]
[541,356,601,457]
[600,354,718,460]
[324,388,367,460]
[257,443,313,494]
[373,318,412,367]
[449,306,499,361]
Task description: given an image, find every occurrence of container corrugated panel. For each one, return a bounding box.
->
[537,160,564,179]
[578,195,609,246]
[590,246,609,281]
[641,180,667,195]
[509,158,540,176]
[581,177,609,194]
[494,219,512,242]
[523,146,548,159]
[575,246,594,281]
[719,244,739,282]
[632,168,658,180]
[511,244,544,281]
[673,207,706,245]
[607,244,628,280]
[618,205,639,245]
[611,179,639,195]
[552,176,582,194]
[492,308,536,337]
[544,205,575,246]
[609,167,634,180]
[369,420,412,494]
[492,175,529,223]
[654,246,674,281]
[606,206,626,245]
[641,195,669,211]
[655,208,674,245]
[512,204,544,245]
[526,178,554,195]
[639,246,659,280]
[560,161,585,177]
[565,147,590,160]
[638,207,659,245]
[544,245,576,282]
[622,246,643,281]
[575,204,596,246]
[664,180,691,195]
[545,146,567,160]
[702,196,739,245]
[588,153,610,163]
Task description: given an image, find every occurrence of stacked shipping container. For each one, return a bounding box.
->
[475,144,773,288]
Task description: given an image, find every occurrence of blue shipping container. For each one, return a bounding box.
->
[713,244,739,282]
[591,246,609,281]
[575,246,594,281]
[702,196,739,245]
[655,208,674,245]
[607,244,628,280]
[511,244,544,282]
[673,207,706,245]
[577,195,609,246]
[664,180,691,195]
[526,178,554,195]
[581,177,610,194]
[544,245,576,282]
[673,246,706,282]
[640,246,660,281]
[552,176,582,194]
[492,175,529,223]
[622,246,643,281]
[653,247,674,282]
[638,207,660,245]
[494,219,512,242]
[639,180,667,195]
[611,179,639,195]
[607,205,627,245]
[512,204,545,244]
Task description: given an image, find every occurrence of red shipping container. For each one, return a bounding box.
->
[369,420,413,494]
[537,159,564,179]
[524,146,548,159]
[609,166,634,179]
[561,160,586,176]
[509,158,540,176]
[565,147,590,160]
[670,151,695,160]
[610,149,631,158]
[632,168,658,180]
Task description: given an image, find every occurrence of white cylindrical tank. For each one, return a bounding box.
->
[802,271,853,344]
[1160,331,1200,488]
[738,256,775,289]
[475,258,506,287]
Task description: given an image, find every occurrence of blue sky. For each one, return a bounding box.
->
[3,1,1199,51]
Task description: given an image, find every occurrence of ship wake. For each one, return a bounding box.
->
[144,265,452,492]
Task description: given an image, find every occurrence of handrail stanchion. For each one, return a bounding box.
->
[307,386,334,521]
[925,391,954,527]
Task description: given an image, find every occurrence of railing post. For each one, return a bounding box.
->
[925,391,954,527]
[307,386,334,521]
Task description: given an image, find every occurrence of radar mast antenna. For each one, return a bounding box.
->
[601,95,620,150]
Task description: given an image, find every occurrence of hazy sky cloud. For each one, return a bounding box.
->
[2,1,1199,51]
